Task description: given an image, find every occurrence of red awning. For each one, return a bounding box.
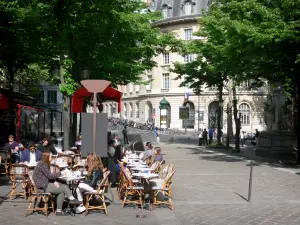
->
[71,85,122,113]
[0,94,9,109]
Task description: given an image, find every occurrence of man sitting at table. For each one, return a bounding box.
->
[21,143,42,163]
[39,138,58,155]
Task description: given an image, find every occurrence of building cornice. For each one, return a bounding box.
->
[152,14,201,28]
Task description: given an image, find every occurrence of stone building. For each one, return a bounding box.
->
[103,0,268,133]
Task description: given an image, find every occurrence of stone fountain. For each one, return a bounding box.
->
[256,87,296,160]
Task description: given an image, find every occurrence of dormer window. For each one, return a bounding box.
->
[184,1,192,15]
[162,4,171,19]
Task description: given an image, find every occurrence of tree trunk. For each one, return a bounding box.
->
[296,80,300,165]
[59,54,70,150]
[217,84,223,144]
[232,86,240,151]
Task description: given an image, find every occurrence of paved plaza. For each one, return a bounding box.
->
[1,142,300,225]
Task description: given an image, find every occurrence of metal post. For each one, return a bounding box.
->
[248,161,254,202]
[92,92,97,155]
[50,109,53,135]
[185,119,187,134]
[198,94,200,131]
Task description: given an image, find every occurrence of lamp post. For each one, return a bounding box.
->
[197,94,200,131]
[226,103,231,149]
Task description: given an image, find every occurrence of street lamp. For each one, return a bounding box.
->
[52,60,60,77]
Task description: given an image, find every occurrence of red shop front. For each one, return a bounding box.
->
[0,89,45,146]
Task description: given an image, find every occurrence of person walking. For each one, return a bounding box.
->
[208,127,214,144]
[202,129,208,145]
[122,126,129,144]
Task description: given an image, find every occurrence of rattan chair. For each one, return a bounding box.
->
[84,170,110,216]
[152,170,175,210]
[122,168,144,209]
[26,171,54,216]
[9,164,30,200]
[0,150,10,176]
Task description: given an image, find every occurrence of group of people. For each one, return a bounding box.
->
[1,135,57,164]
[33,152,104,215]
[106,139,164,187]
[198,127,215,145]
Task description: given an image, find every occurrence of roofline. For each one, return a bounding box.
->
[152,14,202,28]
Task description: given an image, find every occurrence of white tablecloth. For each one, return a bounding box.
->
[132,173,159,179]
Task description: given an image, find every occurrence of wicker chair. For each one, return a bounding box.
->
[9,164,30,200]
[0,151,10,176]
[152,170,175,210]
[25,171,54,216]
[122,169,144,209]
[84,170,111,216]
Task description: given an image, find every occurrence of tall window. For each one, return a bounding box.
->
[146,75,152,90]
[184,28,193,40]
[239,103,250,125]
[34,91,44,103]
[47,90,57,104]
[184,54,194,63]
[184,1,193,15]
[136,103,139,118]
[162,73,170,89]
[163,52,170,65]
[162,6,169,19]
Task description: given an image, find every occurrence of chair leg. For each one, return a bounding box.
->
[84,195,90,217]
[102,195,108,215]
[26,195,35,216]
[139,191,143,209]
[122,192,127,208]
[152,191,156,209]
[10,183,16,200]
[51,198,55,213]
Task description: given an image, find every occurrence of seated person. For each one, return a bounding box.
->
[3,134,20,163]
[75,154,104,213]
[21,143,42,163]
[38,138,58,155]
[33,152,80,216]
[141,142,154,160]
[153,147,163,162]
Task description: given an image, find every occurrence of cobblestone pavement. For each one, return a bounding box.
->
[1,143,300,225]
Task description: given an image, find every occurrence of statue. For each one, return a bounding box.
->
[272,87,286,131]
[264,95,275,131]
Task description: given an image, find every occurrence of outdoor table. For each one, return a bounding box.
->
[132,173,159,179]
[58,175,85,182]
[131,168,153,172]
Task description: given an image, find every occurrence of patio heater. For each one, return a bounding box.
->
[80,80,111,154]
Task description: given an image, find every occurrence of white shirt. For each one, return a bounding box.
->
[30,152,36,163]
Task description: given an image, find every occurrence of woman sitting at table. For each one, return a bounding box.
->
[21,142,42,163]
[153,147,164,163]
[75,154,104,213]
[33,152,80,216]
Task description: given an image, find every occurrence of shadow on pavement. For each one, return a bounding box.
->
[234,192,248,202]
[199,155,244,163]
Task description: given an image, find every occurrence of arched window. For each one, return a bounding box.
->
[184,1,192,15]
[239,103,250,125]
[136,102,139,118]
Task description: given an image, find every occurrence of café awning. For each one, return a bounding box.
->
[71,85,122,113]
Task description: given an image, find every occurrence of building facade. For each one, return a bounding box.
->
[103,0,268,133]
[32,81,63,134]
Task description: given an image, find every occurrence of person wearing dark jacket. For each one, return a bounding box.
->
[3,134,20,163]
[75,153,104,213]
[33,152,79,216]
[38,138,57,155]
[21,143,42,163]
[122,126,129,144]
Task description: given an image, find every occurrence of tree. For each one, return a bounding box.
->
[172,9,232,145]
[23,0,176,149]
[205,0,300,158]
